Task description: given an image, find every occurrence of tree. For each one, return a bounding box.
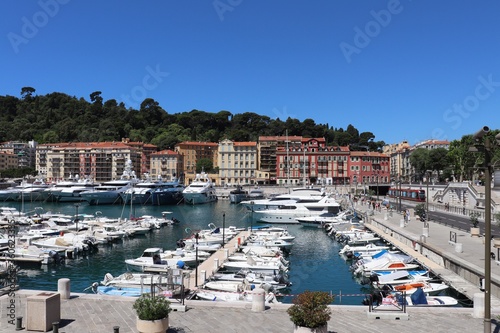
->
[20,87,35,100]
[196,158,213,173]
[448,135,477,182]
[409,148,431,179]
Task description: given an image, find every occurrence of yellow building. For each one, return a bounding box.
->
[218,139,257,186]
[174,141,218,184]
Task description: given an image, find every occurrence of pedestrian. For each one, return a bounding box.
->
[403,210,408,226]
[406,208,411,223]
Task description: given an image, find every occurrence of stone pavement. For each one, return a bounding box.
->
[0,290,487,333]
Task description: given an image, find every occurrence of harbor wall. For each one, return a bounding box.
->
[360,210,500,301]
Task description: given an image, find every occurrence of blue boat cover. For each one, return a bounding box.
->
[410,287,428,305]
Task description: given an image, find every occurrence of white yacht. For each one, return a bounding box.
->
[47,175,98,202]
[80,160,139,205]
[182,172,217,205]
[241,187,325,212]
[120,176,184,206]
[251,195,341,224]
[14,178,51,202]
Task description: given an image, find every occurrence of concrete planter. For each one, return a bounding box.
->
[136,317,168,333]
[493,238,500,248]
[293,324,328,333]
[470,227,480,237]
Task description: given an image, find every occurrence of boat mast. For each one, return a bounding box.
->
[303,144,306,187]
[286,130,290,190]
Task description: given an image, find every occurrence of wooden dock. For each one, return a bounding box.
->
[184,230,251,290]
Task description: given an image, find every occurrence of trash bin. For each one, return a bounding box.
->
[27,292,60,332]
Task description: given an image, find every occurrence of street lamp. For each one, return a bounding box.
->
[194,232,199,287]
[426,171,431,222]
[74,203,80,234]
[469,126,500,333]
[222,212,226,248]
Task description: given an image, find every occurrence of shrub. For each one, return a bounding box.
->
[133,294,171,321]
[470,212,480,228]
[287,291,334,328]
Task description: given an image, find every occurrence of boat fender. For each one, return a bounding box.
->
[250,284,255,290]
[177,260,185,269]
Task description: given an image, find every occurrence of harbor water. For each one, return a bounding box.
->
[1,200,470,306]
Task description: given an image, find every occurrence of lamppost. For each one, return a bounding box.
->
[250,201,254,232]
[74,203,80,234]
[222,212,226,248]
[194,232,199,287]
[426,170,431,222]
[397,179,402,212]
[469,126,500,333]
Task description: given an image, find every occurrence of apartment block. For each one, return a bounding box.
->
[150,149,183,181]
[218,139,257,186]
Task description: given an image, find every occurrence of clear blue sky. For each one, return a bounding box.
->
[1,1,499,145]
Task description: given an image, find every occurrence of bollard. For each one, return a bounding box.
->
[113,326,120,333]
[200,270,206,284]
[399,219,405,228]
[52,322,59,333]
[15,317,23,331]
[251,287,265,312]
[213,258,219,270]
[58,278,71,299]
[384,213,388,221]
[455,243,463,253]
[473,293,485,318]
[224,249,229,259]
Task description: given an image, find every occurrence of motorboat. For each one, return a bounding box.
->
[46,175,97,202]
[182,172,217,205]
[120,176,184,206]
[251,196,341,224]
[398,287,458,307]
[14,178,51,202]
[222,256,288,274]
[229,185,248,204]
[338,243,390,259]
[0,245,60,265]
[194,289,280,303]
[100,272,172,287]
[124,247,194,272]
[241,187,325,212]
[247,188,265,200]
[211,269,291,290]
[354,256,421,276]
[296,209,354,228]
[387,281,449,296]
[80,159,139,205]
[368,270,432,286]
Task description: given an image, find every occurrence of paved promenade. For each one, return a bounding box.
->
[1,197,500,332]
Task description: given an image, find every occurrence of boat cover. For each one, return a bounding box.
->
[410,287,427,305]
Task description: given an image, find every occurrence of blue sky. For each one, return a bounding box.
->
[1,0,499,145]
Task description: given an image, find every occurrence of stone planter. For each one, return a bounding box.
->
[293,324,328,333]
[493,238,500,248]
[136,317,168,333]
[470,227,480,237]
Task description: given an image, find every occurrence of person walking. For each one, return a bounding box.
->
[403,209,408,226]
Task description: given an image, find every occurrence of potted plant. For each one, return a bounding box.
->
[287,290,334,333]
[133,293,171,333]
[414,203,426,221]
[470,212,480,237]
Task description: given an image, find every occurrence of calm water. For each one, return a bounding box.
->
[1,200,470,306]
